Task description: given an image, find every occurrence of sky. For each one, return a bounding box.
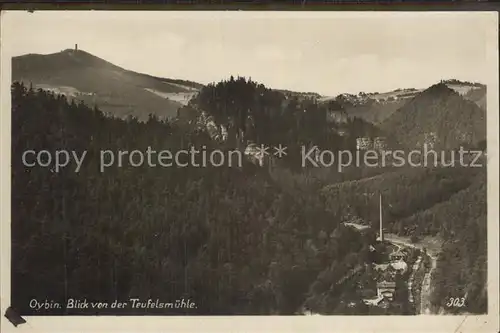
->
[1,11,495,96]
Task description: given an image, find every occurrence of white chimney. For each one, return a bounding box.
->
[379,193,384,242]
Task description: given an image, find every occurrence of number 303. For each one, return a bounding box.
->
[446,297,465,307]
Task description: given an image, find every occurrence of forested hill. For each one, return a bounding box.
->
[407,170,487,314]
[13,49,203,90]
[12,49,202,121]
[185,76,380,159]
[11,74,488,316]
[11,81,373,315]
[381,83,486,149]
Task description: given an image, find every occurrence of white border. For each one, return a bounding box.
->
[1,10,499,333]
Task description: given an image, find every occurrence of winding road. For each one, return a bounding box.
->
[384,234,438,315]
[341,222,439,315]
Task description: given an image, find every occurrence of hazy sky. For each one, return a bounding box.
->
[1,11,495,95]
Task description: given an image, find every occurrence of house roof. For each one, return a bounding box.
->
[377,281,396,288]
[390,250,406,256]
[374,263,389,271]
[391,260,408,271]
[362,296,384,306]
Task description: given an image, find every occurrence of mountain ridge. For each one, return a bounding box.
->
[12,49,203,121]
[380,83,486,149]
[12,49,487,129]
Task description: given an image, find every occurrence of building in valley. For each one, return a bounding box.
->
[373,136,387,150]
[356,137,373,150]
[390,250,406,261]
[376,281,396,301]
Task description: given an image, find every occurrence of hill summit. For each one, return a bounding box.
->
[381,83,486,150]
[12,48,203,121]
[13,48,119,73]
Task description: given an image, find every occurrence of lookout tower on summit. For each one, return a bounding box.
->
[75,44,78,51]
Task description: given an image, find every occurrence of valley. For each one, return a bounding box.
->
[10,49,488,316]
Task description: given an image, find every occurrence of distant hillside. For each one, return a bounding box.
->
[380,83,486,149]
[318,80,485,125]
[318,88,421,124]
[12,49,203,121]
[441,78,484,90]
[342,100,407,124]
[275,89,321,101]
[463,85,487,111]
[321,165,480,226]
[399,169,487,314]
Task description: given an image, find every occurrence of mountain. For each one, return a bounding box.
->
[12,48,203,121]
[380,83,486,149]
[464,85,487,111]
[318,80,486,125]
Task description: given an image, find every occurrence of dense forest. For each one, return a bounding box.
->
[425,174,487,314]
[11,75,488,316]
[11,81,376,315]
[183,76,379,164]
[321,165,487,314]
[381,83,486,150]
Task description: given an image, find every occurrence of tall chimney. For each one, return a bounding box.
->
[379,193,384,242]
[75,44,78,51]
